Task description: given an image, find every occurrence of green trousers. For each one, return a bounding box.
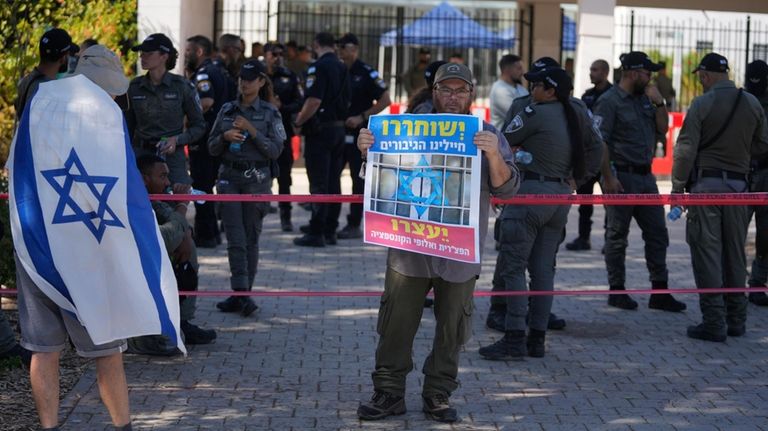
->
[687,177,750,332]
[372,267,475,398]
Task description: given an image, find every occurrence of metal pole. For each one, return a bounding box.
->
[746,15,752,73]
[559,8,564,63]
[629,10,635,52]
[528,4,534,63]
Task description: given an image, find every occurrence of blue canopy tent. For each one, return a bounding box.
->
[380,2,513,49]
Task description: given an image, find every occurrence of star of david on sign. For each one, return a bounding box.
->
[41,148,124,243]
[397,155,449,218]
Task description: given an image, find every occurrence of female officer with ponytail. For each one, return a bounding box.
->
[208,60,286,317]
[480,67,600,360]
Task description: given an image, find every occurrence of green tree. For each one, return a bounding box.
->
[0,0,138,288]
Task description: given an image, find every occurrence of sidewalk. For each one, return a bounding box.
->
[60,169,768,431]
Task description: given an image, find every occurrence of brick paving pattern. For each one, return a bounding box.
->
[59,172,768,430]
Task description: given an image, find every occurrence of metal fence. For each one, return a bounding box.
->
[214,0,528,103]
[615,11,768,111]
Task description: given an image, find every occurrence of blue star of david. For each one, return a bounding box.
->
[397,155,449,217]
[41,148,124,243]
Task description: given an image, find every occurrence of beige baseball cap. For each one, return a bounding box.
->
[74,45,129,96]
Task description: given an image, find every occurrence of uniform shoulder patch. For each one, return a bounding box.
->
[307,66,316,75]
[523,105,536,116]
[505,114,524,133]
[195,73,209,82]
[197,80,211,93]
[274,122,287,141]
[306,77,314,88]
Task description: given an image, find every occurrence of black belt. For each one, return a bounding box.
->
[700,168,747,181]
[614,164,651,175]
[522,171,566,183]
[222,159,270,170]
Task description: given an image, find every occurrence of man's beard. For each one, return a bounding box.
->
[58,61,68,74]
[185,54,198,71]
[633,78,647,96]
[513,78,523,85]
[433,97,471,115]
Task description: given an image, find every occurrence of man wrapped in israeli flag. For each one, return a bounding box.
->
[8,41,185,430]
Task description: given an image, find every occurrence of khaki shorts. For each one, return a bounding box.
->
[15,256,126,358]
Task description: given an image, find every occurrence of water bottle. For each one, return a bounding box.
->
[190,188,207,205]
[515,150,533,165]
[167,187,206,205]
[667,206,683,222]
[229,130,248,153]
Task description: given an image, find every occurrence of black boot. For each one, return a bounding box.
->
[648,281,686,312]
[527,329,546,358]
[478,330,526,361]
[607,285,638,310]
[748,284,768,306]
[279,207,293,232]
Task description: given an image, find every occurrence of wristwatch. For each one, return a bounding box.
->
[654,100,666,108]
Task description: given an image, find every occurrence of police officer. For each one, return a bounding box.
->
[745,60,768,306]
[336,33,392,239]
[480,67,601,360]
[672,54,768,341]
[292,32,350,247]
[185,35,230,248]
[264,41,304,232]
[126,33,205,185]
[565,59,613,251]
[594,51,685,312]
[485,57,587,333]
[208,60,286,317]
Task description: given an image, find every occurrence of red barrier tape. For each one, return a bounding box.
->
[2,288,767,297]
[1,192,767,205]
[147,192,768,206]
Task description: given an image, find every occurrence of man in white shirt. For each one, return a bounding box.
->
[489,54,528,130]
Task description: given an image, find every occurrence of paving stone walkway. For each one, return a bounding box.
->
[59,171,768,430]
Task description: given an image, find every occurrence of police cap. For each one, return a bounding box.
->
[240,60,266,81]
[693,53,729,74]
[620,51,662,72]
[424,60,448,87]
[524,67,573,93]
[131,33,175,54]
[529,57,559,74]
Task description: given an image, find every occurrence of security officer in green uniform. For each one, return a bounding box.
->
[484,57,586,333]
[126,33,206,185]
[186,35,230,247]
[336,33,392,239]
[594,51,685,312]
[264,42,304,232]
[480,67,602,360]
[293,32,350,247]
[208,60,286,317]
[672,53,768,342]
[745,60,768,306]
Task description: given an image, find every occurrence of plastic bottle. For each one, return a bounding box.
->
[667,206,683,222]
[230,130,248,153]
[168,187,206,205]
[515,150,533,165]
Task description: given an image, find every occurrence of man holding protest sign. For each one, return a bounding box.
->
[355,63,519,423]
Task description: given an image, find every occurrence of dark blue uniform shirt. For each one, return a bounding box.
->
[348,59,387,116]
[304,52,349,123]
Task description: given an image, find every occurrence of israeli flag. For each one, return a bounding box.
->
[8,75,185,352]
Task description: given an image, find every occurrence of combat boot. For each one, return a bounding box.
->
[527,329,546,358]
[648,281,686,312]
[279,206,293,232]
[479,330,526,361]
